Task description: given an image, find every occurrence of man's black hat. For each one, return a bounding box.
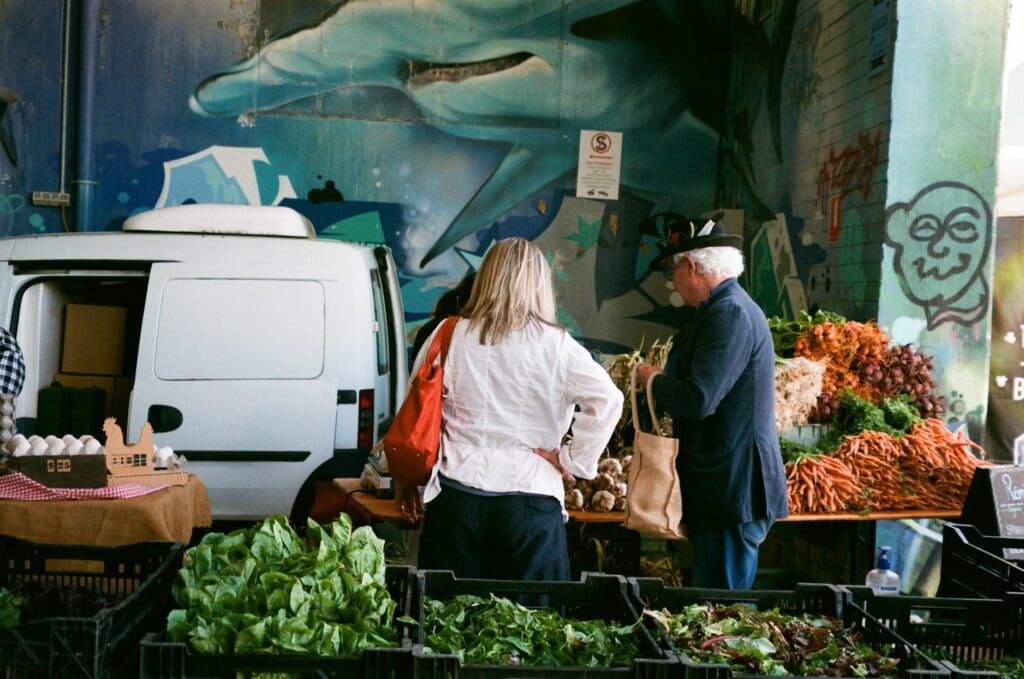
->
[646,212,743,271]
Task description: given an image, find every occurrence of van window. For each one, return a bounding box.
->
[154,279,325,380]
[370,270,389,375]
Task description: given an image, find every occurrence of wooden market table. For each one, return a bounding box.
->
[0,473,212,546]
[333,477,964,582]
[333,477,962,528]
[333,477,623,527]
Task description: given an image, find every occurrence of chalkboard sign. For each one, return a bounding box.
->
[960,465,1024,560]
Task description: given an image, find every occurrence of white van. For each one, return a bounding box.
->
[0,204,407,521]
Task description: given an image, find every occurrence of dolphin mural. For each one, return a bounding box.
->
[191,0,789,267]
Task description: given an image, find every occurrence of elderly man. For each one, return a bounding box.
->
[635,213,788,589]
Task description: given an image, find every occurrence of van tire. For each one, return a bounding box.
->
[289,479,316,529]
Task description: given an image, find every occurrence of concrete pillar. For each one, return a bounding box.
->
[877,0,1008,441]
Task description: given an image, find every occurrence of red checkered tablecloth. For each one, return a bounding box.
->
[0,472,167,500]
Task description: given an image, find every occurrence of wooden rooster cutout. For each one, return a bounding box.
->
[104,417,154,474]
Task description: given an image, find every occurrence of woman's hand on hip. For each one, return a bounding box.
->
[533,447,573,481]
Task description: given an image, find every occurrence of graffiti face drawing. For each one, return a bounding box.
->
[885,181,992,329]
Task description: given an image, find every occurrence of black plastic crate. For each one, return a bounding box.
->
[629,578,949,678]
[0,536,184,678]
[412,570,675,677]
[939,523,1024,599]
[139,564,415,678]
[844,586,1024,678]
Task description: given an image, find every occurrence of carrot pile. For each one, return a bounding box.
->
[785,419,988,515]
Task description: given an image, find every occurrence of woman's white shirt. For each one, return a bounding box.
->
[408,318,623,519]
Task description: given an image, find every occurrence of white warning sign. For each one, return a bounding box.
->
[576,130,622,200]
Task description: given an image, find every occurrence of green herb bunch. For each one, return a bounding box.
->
[167,514,397,657]
[646,603,899,676]
[414,593,641,668]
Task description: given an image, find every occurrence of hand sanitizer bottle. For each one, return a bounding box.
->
[865,545,900,595]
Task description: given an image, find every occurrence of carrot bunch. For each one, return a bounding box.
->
[785,419,988,514]
[895,419,987,510]
[785,454,862,514]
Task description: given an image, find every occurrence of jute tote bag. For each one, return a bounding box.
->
[623,366,686,539]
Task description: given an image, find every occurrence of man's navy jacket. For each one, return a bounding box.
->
[651,278,790,528]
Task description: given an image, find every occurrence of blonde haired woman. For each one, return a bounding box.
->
[398,237,622,580]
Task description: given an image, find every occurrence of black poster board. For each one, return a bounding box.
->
[960,465,1024,560]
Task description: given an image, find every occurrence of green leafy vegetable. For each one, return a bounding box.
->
[416,594,641,668]
[167,514,397,657]
[0,586,22,629]
[645,603,900,677]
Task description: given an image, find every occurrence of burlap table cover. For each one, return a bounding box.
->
[0,473,212,546]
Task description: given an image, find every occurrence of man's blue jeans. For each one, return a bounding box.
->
[689,518,773,589]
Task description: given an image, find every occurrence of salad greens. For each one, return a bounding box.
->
[0,586,21,628]
[410,593,641,668]
[167,514,397,657]
[645,603,900,677]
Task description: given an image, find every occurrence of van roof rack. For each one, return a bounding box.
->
[123,204,315,238]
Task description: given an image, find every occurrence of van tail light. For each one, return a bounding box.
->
[358,389,375,449]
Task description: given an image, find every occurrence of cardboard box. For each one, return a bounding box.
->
[61,304,126,376]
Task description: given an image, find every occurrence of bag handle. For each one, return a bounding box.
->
[421,316,459,374]
[630,364,665,437]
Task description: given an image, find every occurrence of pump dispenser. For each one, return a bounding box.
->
[865,545,900,595]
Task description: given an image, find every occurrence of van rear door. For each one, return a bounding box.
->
[130,262,341,520]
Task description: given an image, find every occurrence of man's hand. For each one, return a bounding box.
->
[635,362,663,386]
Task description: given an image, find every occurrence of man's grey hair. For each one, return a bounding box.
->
[674,246,745,279]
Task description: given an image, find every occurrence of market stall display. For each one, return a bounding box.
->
[630,577,949,678]
[769,311,986,515]
[411,569,673,676]
[141,514,413,677]
[0,536,183,678]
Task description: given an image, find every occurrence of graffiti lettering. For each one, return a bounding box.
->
[885,181,992,330]
[816,130,883,211]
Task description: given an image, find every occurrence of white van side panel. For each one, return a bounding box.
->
[155,279,325,380]
[131,260,375,520]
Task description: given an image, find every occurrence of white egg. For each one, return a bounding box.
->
[12,440,30,457]
[0,399,13,415]
[83,438,102,456]
[44,435,60,446]
[47,440,66,455]
[62,434,78,446]
[0,430,10,444]
[30,440,48,456]
[65,439,84,455]
[1,415,14,429]
[154,446,175,468]
[80,435,94,443]
[27,435,42,445]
